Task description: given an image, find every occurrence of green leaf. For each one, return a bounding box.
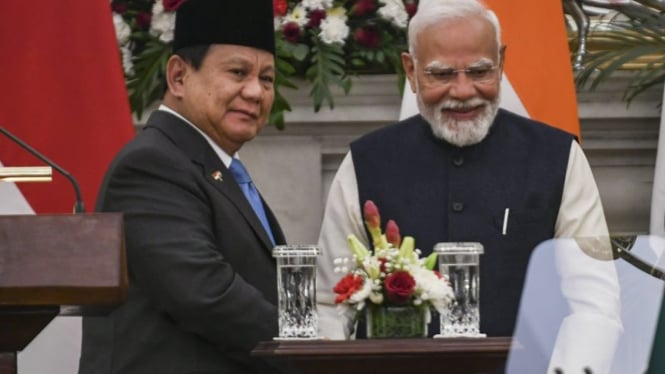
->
[126,38,172,119]
[304,38,350,111]
[575,21,665,104]
[292,44,310,61]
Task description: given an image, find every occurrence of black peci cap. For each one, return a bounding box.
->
[173,0,276,55]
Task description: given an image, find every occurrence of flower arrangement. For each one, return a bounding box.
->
[110,0,418,128]
[332,200,453,334]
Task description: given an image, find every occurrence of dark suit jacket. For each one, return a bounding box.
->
[79,110,286,374]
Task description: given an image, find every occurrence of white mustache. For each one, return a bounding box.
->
[439,98,487,111]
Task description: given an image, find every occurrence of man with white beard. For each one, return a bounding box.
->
[316,0,608,340]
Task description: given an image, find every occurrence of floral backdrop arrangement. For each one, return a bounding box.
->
[111,0,418,128]
[332,200,453,328]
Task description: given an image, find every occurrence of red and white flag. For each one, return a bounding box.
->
[400,0,581,138]
[0,1,134,214]
[0,1,134,372]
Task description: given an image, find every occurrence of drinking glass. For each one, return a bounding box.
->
[434,242,485,337]
[272,244,321,339]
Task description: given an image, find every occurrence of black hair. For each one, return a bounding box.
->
[173,44,211,70]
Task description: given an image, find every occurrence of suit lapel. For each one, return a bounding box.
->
[204,159,276,251]
[145,111,277,252]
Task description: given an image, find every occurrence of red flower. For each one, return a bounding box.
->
[351,0,376,16]
[333,274,365,304]
[405,1,418,18]
[162,0,186,11]
[307,9,326,28]
[135,11,152,30]
[282,22,302,43]
[354,27,380,49]
[384,271,415,304]
[434,270,451,286]
[379,257,389,273]
[385,219,401,248]
[111,2,128,14]
[273,0,288,16]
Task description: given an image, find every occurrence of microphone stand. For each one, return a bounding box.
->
[0,127,85,213]
[611,235,665,281]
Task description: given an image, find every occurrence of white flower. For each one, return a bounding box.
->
[120,44,134,75]
[378,0,409,28]
[283,4,309,28]
[113,13,131,45]
[301,0,334,11]
[369,291,384,304]
[361,255,382,279]
[326,6,348,21]
[349,277,372,303]
[411,267,454,314]
[319,12,349,44]
[150,1,176,43]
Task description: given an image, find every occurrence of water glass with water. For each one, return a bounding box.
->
[272,244,321,339]
[434,242,485,337]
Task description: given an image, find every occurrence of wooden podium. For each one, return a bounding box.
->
[0,214,127,374]
[252,337,512,374]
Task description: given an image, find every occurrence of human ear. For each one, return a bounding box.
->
[401,52,417,93]
[498,45,507,70]
[165,55,189,99]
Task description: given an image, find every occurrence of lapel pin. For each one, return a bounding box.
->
[211,170,223,182]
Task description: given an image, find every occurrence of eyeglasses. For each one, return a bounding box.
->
[422,65,500,85]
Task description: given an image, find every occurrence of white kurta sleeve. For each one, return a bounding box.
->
[316,152,370,340]
[555,140,609,237]
[547,141,622,374]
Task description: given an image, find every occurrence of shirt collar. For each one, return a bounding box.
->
[158,104,236,168]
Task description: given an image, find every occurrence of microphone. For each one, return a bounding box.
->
[0,126,85,213]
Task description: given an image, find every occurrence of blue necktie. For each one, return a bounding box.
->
[229,159,275,245]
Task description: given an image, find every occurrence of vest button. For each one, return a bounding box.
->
[453,156,464,167]
[452,202,464,212]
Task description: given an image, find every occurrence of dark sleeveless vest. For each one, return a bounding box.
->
[351,109,574,336]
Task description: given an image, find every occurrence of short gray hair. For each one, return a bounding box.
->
[408,0,501,57]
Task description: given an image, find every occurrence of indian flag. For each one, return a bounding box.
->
[399,0,581,139]
[0,1,134,373]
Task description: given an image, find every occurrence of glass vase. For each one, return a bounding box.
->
[365,304,427,338]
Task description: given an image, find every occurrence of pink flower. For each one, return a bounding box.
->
[334,274,365,304]
[384,271,416,304]
[385,219,401,248]
[364,200,387,248]
[282,22,302,43]
[162,0,186,11]
[364,200,381,230]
